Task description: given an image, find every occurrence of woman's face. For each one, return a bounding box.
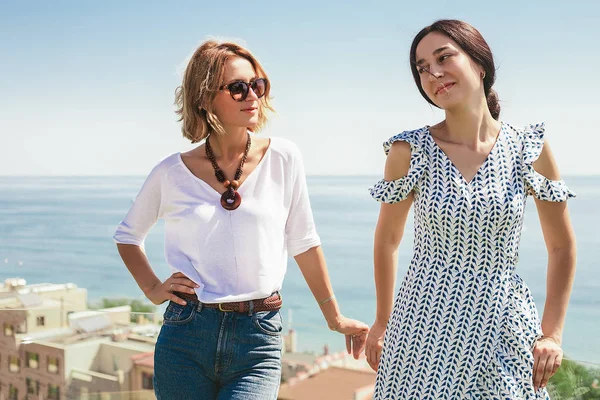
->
[414,32,485,111]
[211,56,262,130]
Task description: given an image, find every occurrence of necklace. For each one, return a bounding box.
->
[205,133,251,211]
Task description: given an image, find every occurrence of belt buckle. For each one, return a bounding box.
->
[219,303,234,312]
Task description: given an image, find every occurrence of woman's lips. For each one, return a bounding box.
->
[435,83,455,95]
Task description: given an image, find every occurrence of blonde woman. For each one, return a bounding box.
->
[114,41,368,399]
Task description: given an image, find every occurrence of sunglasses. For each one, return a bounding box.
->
[218,78,268,102]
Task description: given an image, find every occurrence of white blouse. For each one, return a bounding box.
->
[113,137,321,303]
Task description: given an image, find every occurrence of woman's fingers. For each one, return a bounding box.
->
[533,352,548,391]
[169,293,187,306]
[366,345,376,371]
[539,354,557,389]
[367,347,380,371]
[168,278,198,292]
[165,274,198,295]
[346,334,352,354]
[365,336,382,371]
[552,352,563,375]
[170,272,197,286]
[532,338,563,391]
[352,333,367,359]
[168,283,195,294]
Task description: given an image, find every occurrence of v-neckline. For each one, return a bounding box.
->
[178,138,273,197]
[425,122,504,185]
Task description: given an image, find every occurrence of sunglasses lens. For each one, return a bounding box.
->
[252,78,267,99]
[228,82,248,101]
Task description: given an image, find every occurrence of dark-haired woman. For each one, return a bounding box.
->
[366,20,576,399]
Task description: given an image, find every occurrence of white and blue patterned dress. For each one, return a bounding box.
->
[369,122,575,399]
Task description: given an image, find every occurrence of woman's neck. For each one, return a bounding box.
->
[440,97,499,148]
[208,126,249,161]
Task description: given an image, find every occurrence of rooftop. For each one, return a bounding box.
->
[0,278,85,310]
[131,351,154,368]
[282,352,321,366]
[278,367,376,400]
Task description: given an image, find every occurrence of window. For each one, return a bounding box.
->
[36,316,45,326]
[47,356,59,373]
[15,320,27,333]
[4,323,13,336]
[142,372,154,390]
[26,378,40,395]
[26,352,39,369]
[48,384,60,400]
[8,384,17,400]
[8,355,20,373]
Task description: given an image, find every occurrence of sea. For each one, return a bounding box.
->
[0,176,598,365]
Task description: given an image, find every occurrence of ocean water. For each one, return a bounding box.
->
[0,176,598,364]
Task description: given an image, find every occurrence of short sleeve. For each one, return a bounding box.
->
[284,145,321,257]
[113,160,168,247]
[369,130,427,204]
[522,122,576,202]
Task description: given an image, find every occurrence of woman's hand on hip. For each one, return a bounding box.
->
[331,316,369,360]
[532,336,563,391]
[365,319,387,372]
[145,272,199,306]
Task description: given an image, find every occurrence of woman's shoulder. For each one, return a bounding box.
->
[267,136,303,162]
[152,152,182,171]
[501,121,545,141]
[382,126,429,155]
[143,153,182,181]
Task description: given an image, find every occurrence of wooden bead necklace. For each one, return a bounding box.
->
[204,133,251,211]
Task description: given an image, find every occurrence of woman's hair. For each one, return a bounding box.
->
[175,41,274,143]
[409,19,500,120]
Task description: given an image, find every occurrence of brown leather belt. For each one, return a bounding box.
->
[174,291,282,313]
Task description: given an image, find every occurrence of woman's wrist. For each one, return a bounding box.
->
[375,310,391,325]
[141,279,161,296]
[540,334,562,346]
[327,314,344,332]
[318,294,336,306]
[318,293,343,330]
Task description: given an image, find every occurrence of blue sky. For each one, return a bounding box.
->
[1,0,598,175]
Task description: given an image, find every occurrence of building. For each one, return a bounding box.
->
[282,347,373,383]
[130,352,155,394]
[1,277,377,400]
[0,278,159,400]
[278,366,376,400]
[0,278,88,400]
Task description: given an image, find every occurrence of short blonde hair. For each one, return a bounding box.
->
[175,40,274,143]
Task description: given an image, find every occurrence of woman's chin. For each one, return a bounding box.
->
[435,97,464,113]
[245,117,259,128]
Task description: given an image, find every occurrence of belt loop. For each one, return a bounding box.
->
[248,299,254,316]
[197,302,204,313]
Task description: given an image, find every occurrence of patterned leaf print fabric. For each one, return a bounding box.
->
[369,122,575,399]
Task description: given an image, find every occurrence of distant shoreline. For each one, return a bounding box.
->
[1,174,599,179]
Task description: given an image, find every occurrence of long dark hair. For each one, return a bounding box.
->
[409,20,500,120]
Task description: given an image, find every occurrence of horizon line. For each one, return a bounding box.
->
[0,173,599,178]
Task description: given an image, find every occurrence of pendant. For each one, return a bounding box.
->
[220,190,241,210]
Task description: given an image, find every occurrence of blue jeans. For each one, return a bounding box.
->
[153,299,283,400]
